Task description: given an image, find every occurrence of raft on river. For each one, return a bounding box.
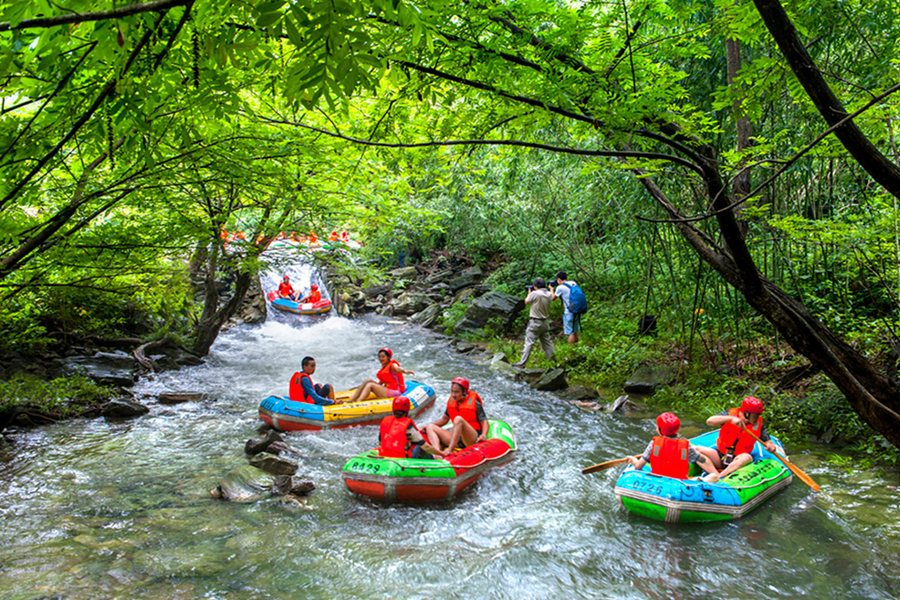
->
[341,419,517,502]
[614,429,792,523]
[259,380,436,432]
[266,291,333,315]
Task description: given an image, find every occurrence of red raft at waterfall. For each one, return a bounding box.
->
[266,291,332,315]
[341,419,517,502]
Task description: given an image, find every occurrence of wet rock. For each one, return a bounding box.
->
[364,282,393,298]
[489,353,515,376]
[265,441,296,456]
[390,266,419,280]
[63,352,135,387]
[409,303,442,328]
[514,367,545,384]
[448,265,483,292]
[530,367,568,391]
[558,385,600,400]
[623,364,675,396]
[101,398,149,419]
[455,342,478,354]
[272,475,316,497]
[244,430,283,455]
[607,394,638,413]
[249,451,298,475]
[453,292,524,335]
[393,292,430,316]
[571,400,603,410]
[157,392,204,405]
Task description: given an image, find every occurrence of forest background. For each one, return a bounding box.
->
[1,0,899,467]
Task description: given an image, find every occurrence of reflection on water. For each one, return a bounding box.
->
[1,314,899,600]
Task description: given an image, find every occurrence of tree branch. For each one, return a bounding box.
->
[0,0,189,31]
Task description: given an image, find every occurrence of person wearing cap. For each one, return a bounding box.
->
[629,412,719,482]
[346,347,414,404]
[424,377,488,458]
[277,275,300,301]
[288,356,339,405]
[696,396,778,479]
[300,284,322,304]
[511,277,555,368]
[378,396,441,459]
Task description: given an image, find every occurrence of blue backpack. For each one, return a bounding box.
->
[560,282,588,315]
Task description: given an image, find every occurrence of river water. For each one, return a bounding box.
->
[1,312,898,600]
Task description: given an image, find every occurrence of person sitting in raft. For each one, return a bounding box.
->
[378,396,441,459]
[345,347,414,404]
[424,377,488,458]
[289,356,340,405]
[300,284,322,304]
[630,412,719,482]
[696,396,778,479]
[328,231,339,242]
[277,275,299,301]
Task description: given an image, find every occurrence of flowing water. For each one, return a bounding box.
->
[1,311,899,599]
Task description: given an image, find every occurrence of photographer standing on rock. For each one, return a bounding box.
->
[512,277,556,368]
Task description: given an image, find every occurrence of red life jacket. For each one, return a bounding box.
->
[288,372,313,403]
[717,407,763,457]
[303,290,321,303]
[377,360,405,392]
[378,415,419,458]
[650,436,690,479]
[446,390,483,433]
[278,282,294,297]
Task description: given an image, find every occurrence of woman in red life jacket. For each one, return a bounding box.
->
[300,284,322,304]
[288,356,338,405]
[696,396,778,479]
[378,396,441,459]
[346,348,415,404]
[277,275,299,301]
[424,377,488,458]
[629,412,719,481]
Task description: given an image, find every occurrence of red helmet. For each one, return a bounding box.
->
[311,284,318,291]
[392,396,411,413]
[282,275,290,281]
[451,377,470,392]
[656,412,680,436]
[378,347,392,359]
[741,396,764,414]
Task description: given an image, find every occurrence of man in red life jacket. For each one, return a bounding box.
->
[378,396,441,459]
[277,275,299,301]
[629,412,719,482]
[288,356,338,405]
[424,377,488,458]
[696,396,778,479]
[300,284,322,304]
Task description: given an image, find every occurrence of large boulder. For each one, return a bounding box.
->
[530,368,568,391]
[211,465,274,503]
[101,398,150,419]
[448,266,483,292]
[453,292,524,335]
[392,292,431,316]
[623,364,675,396]
[249,451,298,475]
[409,303,443,328]
[390,266,419,280]
[363,282,393,298]
[63,351,136,387]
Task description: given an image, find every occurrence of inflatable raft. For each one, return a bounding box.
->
[342,419,517,502]
[266,291,332,315]
[614,430,792,523]
[259,380,436,431]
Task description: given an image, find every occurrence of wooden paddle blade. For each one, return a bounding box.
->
[581,456,632,474]
[741,426,820,491]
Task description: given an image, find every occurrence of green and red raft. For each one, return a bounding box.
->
[341,419,516,502]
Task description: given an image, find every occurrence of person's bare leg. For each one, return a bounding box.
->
[347,380,377,403]
[717,453,753,479]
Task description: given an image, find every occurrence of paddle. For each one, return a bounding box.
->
[581,456,638,475]
[742,426,820,491]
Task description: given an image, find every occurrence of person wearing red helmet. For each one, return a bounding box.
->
[277,275,299,301]
[696,396,778,479]
[378,396,441,459]
[300,284,322,304]
[346,347,415,404]
[629,412,719,481]
[424,377,488,457]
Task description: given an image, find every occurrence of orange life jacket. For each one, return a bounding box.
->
[278,282,294,297]
[446,390,483,433]
[288,372,313,403]
[303,290,322,303]
[650,436,690,479]
[716,407,763,457]
[378,415,419,458]
[377,360,405,392]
